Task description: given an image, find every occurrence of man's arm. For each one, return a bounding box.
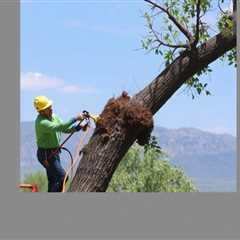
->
[39,117,77,133]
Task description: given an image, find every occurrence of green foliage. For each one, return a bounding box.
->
[144,135,162,154]
[142,0,236,99]
[21,171,48,192]
[217,12,234,33]
[186,66,212,99]
[217,7,236,67]
[220,47,237,67]
[107,138,198,192]
[142,0,212,60]
[227,48,237,67]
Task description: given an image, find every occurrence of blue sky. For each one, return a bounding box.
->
[21,0,236,136]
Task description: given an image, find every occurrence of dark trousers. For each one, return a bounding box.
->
[37,148,66,192]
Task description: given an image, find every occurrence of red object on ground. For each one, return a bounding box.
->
[19,183,39,192]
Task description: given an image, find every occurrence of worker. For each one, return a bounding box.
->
[34,96,87,192]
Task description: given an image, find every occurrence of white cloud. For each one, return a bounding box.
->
[21,72,98,94]
[59,85,81,93]
[21,72,64,90]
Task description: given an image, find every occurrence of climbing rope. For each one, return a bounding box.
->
[61,124,92,192]
[61,146,74,177]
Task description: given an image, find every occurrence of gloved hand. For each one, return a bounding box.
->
[82,110,90,119]
[75,113,85,121]
[73,119,89,132]
[73,124,82,132]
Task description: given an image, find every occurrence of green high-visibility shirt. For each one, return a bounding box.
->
[35,113,77,149]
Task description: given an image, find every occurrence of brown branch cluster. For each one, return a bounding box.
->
[95,91,153,146]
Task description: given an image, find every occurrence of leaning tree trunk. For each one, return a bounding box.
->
[69,20,236,192]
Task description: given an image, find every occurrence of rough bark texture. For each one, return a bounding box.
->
[69,23,236,192]
[69,92,153,191]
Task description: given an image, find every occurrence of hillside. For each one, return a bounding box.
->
[154,127,236,191]
[20,122,236,191]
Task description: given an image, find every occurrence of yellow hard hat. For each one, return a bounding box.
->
[34,96,53,112]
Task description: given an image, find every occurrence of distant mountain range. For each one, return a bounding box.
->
[20,122,237,192]
[154,127,236,191]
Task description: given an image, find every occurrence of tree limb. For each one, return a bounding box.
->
[218,0,228,14]
[69,5,237,192]
[193,0,201,46]
[133,29,236,114]
[144,0,194,43]
[150,26,188,49]
[233,0,236,12]
[69,26,236,192]
[231,0,237,34]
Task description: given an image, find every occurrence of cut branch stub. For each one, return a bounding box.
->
[94,91,153,146]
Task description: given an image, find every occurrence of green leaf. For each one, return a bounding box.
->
[197,87,202,95]
[205,90,211,96]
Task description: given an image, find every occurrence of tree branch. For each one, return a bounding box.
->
[150,26,189,49]
[156,39,188,49]
[69,25,236,192]
[144,0,194,43]
[218,0,227,14]
[232,0,237,34]
[69,7,237,192]
[194,0,201,46]
[233,0,236,12]
[133,27,236,114]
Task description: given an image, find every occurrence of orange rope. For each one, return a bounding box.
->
[61,125,92,192]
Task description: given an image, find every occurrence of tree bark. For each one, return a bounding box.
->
[133,31,236,113]
[69,22,236,192]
